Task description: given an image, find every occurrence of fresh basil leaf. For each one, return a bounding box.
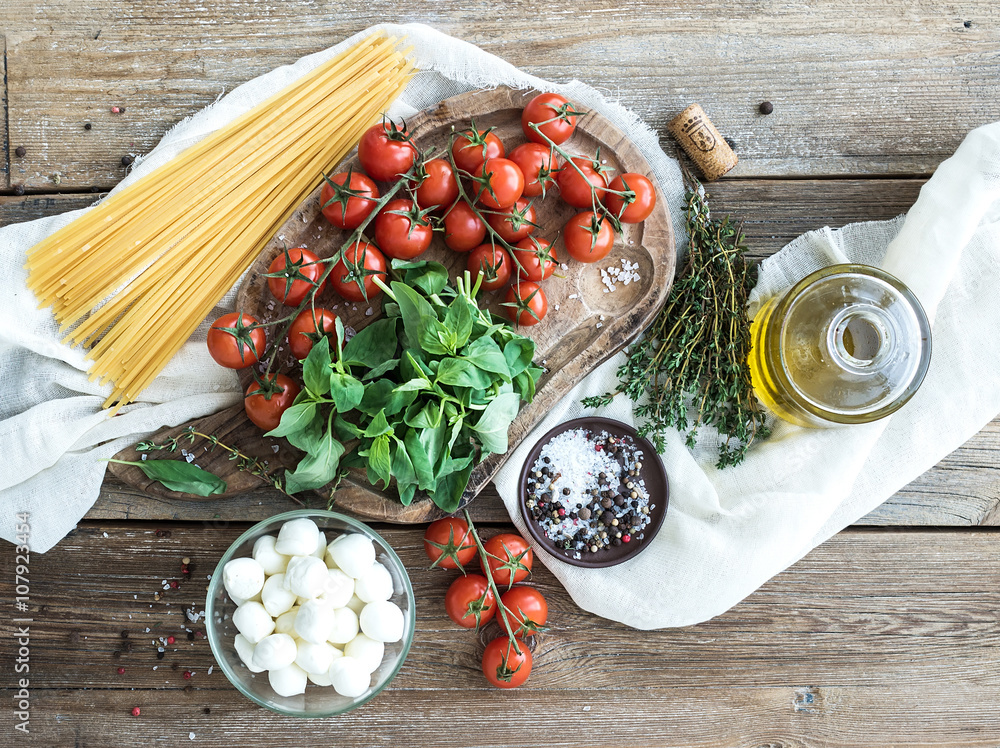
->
[436,357,492,389]
[514,370,536,402]
[443,297,474,350]
[360,379,416,416]
[363,410,393,438]
[284,410,323,452]
[302,336,332,395]
[394,378,432,393]
[462,336,510,380]
[343,318,398,369]
[393,259,449,296]
[428,459,473,513]
[404,399,442,430]
[420,420,449,481]
[283,428,344,494]
[398,482,417,506]
[333,415,363,441]
[362,358,400,381]
[108,459,226,497]
[365,433,392,488]
[266,402,319,439]
[472,391,521,454]
[390,437,417,502]
[382,301,402,319]
[329,372,364,413]
[503,337,536,378]
[404,427,436,491]
[334,315,347,359]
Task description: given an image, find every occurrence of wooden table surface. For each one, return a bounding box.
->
[3,3,1000,747]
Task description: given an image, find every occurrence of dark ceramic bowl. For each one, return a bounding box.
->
[517,417,669,568]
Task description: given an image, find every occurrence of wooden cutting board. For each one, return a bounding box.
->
[110,86,676,523]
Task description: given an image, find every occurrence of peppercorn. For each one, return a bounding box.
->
[183,671,193,680]
[600,497,613,509]
[90,185,101,192]
[15,146,26,157]
[84,122,92,130]
[203,707,211,715]
[759,101,774,115]
[123,641,134,652]
[121,155,133,166]
[117,666,125,675]
[166,635,175,645]
[612,537,622,546]
[614,495,625,507]
[131,707,141,717]
[578,507,592,521]
[600,511,615,525]
[562,487,571,496]
[964,19,973,28]
[13,184,25,196]
[186,631,195,641]
[121,630,129,639]
[156,650,165,660]
[183,685,193,693]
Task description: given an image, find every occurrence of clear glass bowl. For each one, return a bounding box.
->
[205,509,415,717]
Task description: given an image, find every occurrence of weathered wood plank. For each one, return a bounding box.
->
[2,524,999,746]
[4,1,999,189]
[2,34,9,190]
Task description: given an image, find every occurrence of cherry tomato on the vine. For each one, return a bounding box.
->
[604,172,657,223]
[266,247,324,307]
[414,158,460,211]
[445,574,496,629]
[328,241,388,302]
[244,373,301,432]
[499,586,549,638]
[480,533,534,585]
[443,201,487,252]
[478,158,524,210]
[451,128,504,174]
[485,198,537,244]
[320,170,380,230]
[358,121,418,182]
[374,199,434,260]
[482,636,532,689]
[287,307,338,361]
[522,92,578,145]
[563,210,615,263]
[508,142,560,198]
[512,237,557,282]
[467,245,513,292]
[556,156,609,209]
[503,282,548,327]
[207,313,266,369]
[424,518,477,570]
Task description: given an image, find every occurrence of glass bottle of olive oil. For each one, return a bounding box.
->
[748,264,932,428]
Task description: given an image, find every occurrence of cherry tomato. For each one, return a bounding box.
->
[206,313,266,369]
[467,245,513,292]
[485,198,537,243]
[445,574,496,629]
[319,171,379,230]
[374,199,434,260]
[266,247,324,307]
[480,533,533,585]
[522,92,578,145]
[451,128,504,174]
[499,586,549,638]
[503,282,548,328]
[512,237,557,282]
[478,158,524,210]
[443,201,487,252]
[414,158,459,210]
[328,241,387,302]
[244,373,301,432]
[481,637,532,689]
[287,307,339,361]
[508,142,560,198]
[424,518,476,570]
[563,211,615,263]
[604,172,657,223]
[358,121,418,182]
[556,156,608,209]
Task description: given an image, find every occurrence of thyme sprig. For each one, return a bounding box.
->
[582,173,770,468]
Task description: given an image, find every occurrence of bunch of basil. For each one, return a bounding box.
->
[266,261,543,512]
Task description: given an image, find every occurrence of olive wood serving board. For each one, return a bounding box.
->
[110,86,676,523]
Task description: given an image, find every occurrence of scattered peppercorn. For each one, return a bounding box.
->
[194,630,205,640]
[117,667,125,675]
[90,185,101,193]
[131,707,141,717]
[203,707,211,715]
[121,630,129,639]
[14,184,25,196]
[184,671,193,680]
[759,101,774,115]
[123,641,134,652]
[121,155,133,166]
[187,631,195,641]
[15,146,26,157]
[84,122,92,130]
[156,651,165,660]
[166,635,175,645]
[111,106,124,114]
[169,581,179,589]
[964,20,973,28]
[183,685,193,693]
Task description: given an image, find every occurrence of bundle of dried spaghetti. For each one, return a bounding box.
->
[25,32,413,412]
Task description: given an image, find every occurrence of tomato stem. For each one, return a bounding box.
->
[462,509,522,653]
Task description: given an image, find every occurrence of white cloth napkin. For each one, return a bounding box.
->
[0,23,684,552]
[495,123,1000,628]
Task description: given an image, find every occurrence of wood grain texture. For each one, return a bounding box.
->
[4,0,999,189]
[2,523,999,746]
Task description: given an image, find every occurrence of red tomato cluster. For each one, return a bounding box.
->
[424,519,546,689]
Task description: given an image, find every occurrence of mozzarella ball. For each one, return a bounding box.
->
[234,633,264,673]
[294,599,336,645]
[233,601,275,644]
[323,545,340,570]
[283,555,329,599]
[329,656,371,698]
[252,633,297,671]
[223,557,265,602]
[252,534,290,575]
[359,600,404,643]
[354,562,394,603]
[294,640,339,675]
[261,573,298,618]
[320,568,355,609]
[328,534,376,579]
[231,591,262,607]
[344,633,385,675]
[275,517,321,557]
[312,532,328,560]
[307,669,333,687]
[327,607,360,645]
[345,594,367,615]
[274,606,299,635]
[268,662,308,697]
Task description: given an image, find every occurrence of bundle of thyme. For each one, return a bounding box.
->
[583,175,769,467]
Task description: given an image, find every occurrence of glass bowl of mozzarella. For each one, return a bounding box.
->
[206,509,415,717]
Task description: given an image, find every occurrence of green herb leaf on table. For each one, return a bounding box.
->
[108,459,226,497]
[283,424,345,495]
[302,336,332,395]
[472,391,521,454]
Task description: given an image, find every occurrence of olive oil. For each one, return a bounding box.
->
[748,264,932,428]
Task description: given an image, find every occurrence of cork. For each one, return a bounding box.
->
[667,103,738,181]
